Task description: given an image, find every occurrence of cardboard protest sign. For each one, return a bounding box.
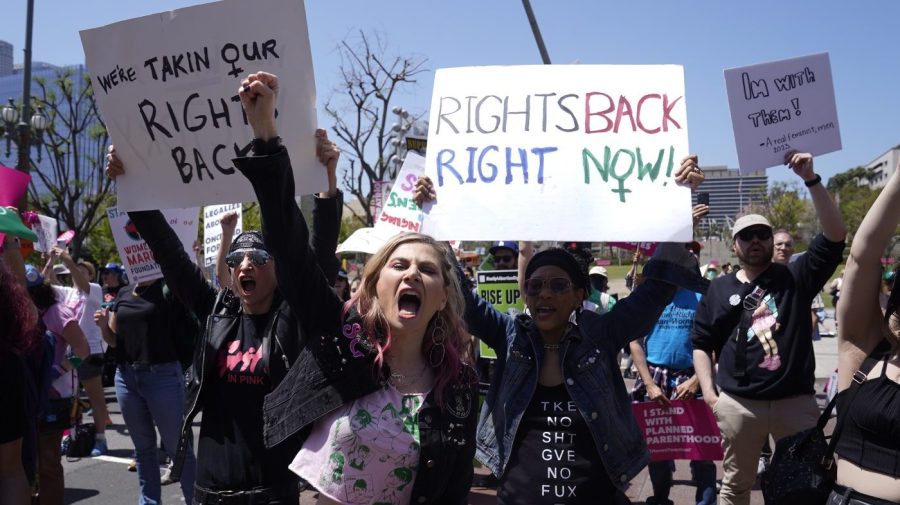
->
[80,0,321,211]
[476,269,524,359]
[420,65,693,242]
[107,207,198,283]
[725,53,841,173]
[374,152,427,234]
[202,204,242,268]
[631,399,724,462]
[27,214,58,253]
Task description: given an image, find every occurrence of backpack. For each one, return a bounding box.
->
[162,282,201,371]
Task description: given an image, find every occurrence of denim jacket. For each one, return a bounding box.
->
[465,251,704,489]
[239,149,479,504]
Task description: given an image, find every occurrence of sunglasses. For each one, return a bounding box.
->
[524,277,573,296]
[736,228,773,242]
[493,254,515,263]
[225,250,271,268]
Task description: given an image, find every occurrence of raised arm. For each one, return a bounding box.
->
[106,145,218,321]
[56,246,89,294]
[234,72,343,336]
[216,212,239,290]
[837,167,900,389]
[785,151,847,242]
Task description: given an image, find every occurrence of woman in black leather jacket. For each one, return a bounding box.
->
[104,133,343,505]
[236,71,478,505]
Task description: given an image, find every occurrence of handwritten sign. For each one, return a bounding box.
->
[725,53,841,173]
[80,0,322,211]
[202,204,242,268]
[420,65,693,242]
[336,226,398,255]
[107,207,198,283]
[476,269,524,359]
[30,214,58,253]
[374,152,427,235]
[631,400,724,462]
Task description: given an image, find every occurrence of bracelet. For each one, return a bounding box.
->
[251,136,283,156]
[804,174,822,187]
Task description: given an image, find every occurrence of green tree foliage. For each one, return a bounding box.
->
[743,182,813,236]
[27,68,113,259]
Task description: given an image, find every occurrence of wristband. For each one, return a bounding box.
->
[251,136,283,156]
[804,174,822,188]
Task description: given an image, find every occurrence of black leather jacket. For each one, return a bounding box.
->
[238,149,479,505]
[126,190,342,485]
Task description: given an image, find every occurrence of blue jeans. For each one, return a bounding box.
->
[116,362,196,505]
[648,459,717,505]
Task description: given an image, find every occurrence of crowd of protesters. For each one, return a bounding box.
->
[0,68,898,505]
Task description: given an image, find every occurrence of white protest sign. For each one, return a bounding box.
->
[374,152,427,234]
[420,65,693,242]
[80,0,322,211]
[725,53,841,173]
[31,214,58,253]
[107,207,199,283]
[202,204,242,268]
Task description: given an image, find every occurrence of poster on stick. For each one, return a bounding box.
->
[107,207,198,283]
[725,53,841,173]
[80,0,322,211]
[631,399,724,462]
[420,65,693,242]
[29,214,58,253]
[374,152,427,235]
[202,204,242,268]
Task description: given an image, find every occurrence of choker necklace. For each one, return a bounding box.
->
[389,363,428,386]
[543,343,561,350]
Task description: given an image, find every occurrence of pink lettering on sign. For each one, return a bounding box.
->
[608,242,658,255]
[631,399,724,462]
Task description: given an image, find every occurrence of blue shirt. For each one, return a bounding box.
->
[645,288,702,370]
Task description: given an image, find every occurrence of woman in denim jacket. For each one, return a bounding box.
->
[236,72,479,505]
[416,164,705,504]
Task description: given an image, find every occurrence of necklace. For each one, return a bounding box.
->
[389,362,428,386]
[543,343,561,350]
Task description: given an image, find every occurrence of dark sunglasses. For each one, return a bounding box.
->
[225,250,271,268]
[736,228,773,242]
[524,277,573,296]
[493,254,515,263]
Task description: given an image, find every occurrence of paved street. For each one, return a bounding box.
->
[62,313,839,504]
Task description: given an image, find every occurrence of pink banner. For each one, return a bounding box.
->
[0,164,30,207]
[631,399,724,462]
[609,242,658,255]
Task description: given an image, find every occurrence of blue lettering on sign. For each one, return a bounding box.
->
[435,146,558,186]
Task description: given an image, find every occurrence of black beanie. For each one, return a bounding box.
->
[525,248,589,295]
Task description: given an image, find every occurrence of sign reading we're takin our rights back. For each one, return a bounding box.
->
[420,65,694,243]
[725,53,841,173]
[80,0,322,211]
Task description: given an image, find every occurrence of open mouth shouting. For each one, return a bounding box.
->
[397,288,422,319]
[239,275,257,295]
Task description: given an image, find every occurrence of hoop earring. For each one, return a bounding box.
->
[429,312,447,367]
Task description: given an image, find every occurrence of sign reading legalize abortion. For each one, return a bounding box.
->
[80,0,321,211]
[725,53,841,173]
[420,65,693,242]
[202,203,242,268]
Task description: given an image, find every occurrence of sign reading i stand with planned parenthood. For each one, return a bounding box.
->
[725,53,841,173]
[419,65,693,242]
[79,0,322,211]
